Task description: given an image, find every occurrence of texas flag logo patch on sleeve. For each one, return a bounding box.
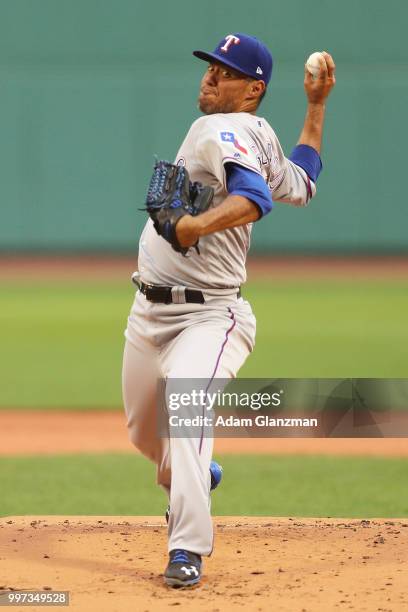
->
[220,131,248,155]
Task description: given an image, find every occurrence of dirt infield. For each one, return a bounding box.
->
[1,254,408,281]
[1,254,407,610]
[2,412,408,610]
[2,410,408,457]
[1,516,407,612]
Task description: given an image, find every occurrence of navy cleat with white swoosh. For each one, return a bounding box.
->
[164,549,202,587]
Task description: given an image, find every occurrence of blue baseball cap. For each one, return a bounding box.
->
[193,33,273,85]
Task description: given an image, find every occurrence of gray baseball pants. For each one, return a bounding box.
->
[122,289,256,556]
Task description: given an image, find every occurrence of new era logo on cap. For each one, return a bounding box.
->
[193,33,273,85]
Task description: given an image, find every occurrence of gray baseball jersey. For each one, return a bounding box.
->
[123,110,318,557]
[138,112,316,289]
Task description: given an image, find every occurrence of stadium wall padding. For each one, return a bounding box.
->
[0,0,406,252]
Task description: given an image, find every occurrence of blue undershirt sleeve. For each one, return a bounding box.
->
[289,144,322,183]
[225,163,273,218]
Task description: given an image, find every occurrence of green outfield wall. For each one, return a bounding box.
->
[0,0,406,253]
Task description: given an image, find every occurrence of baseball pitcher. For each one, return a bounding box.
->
[122,33,336,587]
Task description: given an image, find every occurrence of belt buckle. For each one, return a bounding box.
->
[144,284,155,301]
[171,286,187,304]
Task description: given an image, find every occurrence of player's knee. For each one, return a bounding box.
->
[157,464,171,489]
[128,424,147,454]
[127,423,160,464]
[127,424,141,450]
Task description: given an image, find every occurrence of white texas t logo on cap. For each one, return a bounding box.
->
[220,34,240,52]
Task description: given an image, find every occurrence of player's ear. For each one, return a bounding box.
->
[255,80,266,95]
[248,79,266,103]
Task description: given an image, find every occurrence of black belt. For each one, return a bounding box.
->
[139,282,241,305]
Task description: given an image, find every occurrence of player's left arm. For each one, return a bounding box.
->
[176,163,270,247]
[177,194,257,246]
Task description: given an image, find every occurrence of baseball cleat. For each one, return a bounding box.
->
[164,549,202,587]
[165,460,223,524]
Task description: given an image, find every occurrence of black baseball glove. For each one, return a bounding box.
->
[144,159,214,255]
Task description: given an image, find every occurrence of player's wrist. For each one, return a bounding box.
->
[175,215,199,248]
[306,100,326,109]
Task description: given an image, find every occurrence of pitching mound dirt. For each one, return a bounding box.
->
[1,516,407,612]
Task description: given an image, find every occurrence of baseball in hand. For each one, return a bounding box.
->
[306,52,325,79]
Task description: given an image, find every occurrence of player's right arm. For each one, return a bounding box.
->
[272,51,335,207]
[297,51,336,154]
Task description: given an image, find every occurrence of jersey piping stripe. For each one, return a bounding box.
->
[198,308,236,454]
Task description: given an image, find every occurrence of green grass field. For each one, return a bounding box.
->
[1,279,407,408]
[1,276,408,520]
[1,453,408,518]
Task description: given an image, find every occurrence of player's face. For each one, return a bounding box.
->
[198,62,255,114]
